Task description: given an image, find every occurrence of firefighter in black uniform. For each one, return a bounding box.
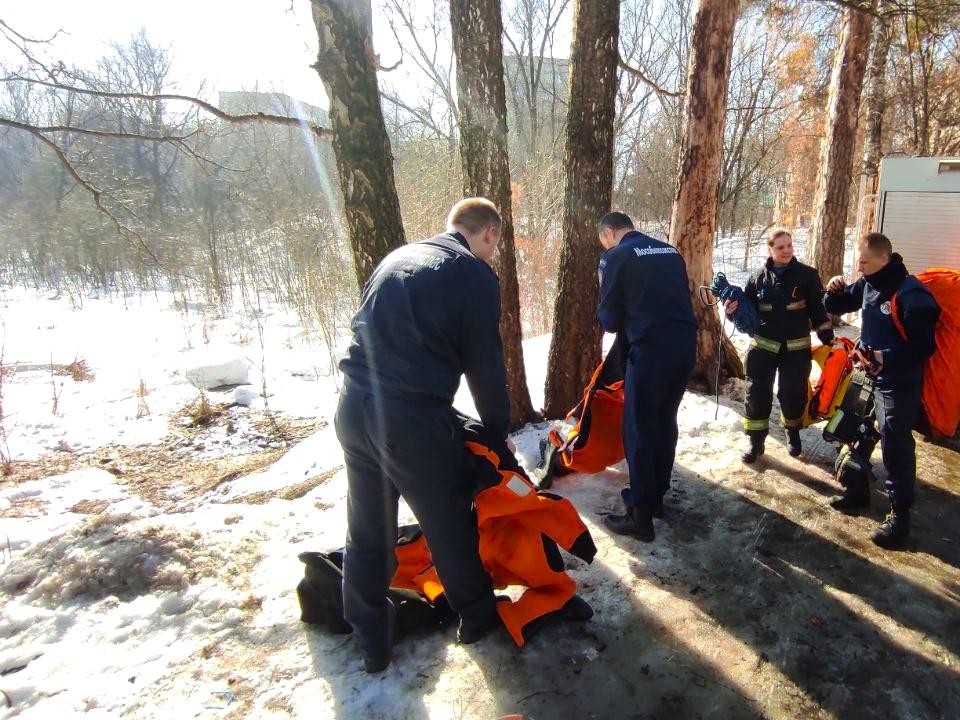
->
[335,198,509,673]
[596,212,698,542]
[725,230,832,462]
[824,232,940,548]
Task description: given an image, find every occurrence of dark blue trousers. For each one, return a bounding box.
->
[334,381,496,658]
[622,332,696,508]
[874,380,922,509]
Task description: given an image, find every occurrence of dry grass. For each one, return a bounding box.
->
[58,357,95,382]
[228,464,342,505]
[0,408,325,511]
[0,496,47,519]
[180,392,224,427]
[69,498,112,514]
[136,378,150,419]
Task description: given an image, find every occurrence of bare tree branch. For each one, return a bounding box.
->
[617,56,684,97]
[17,122,165,268]
[0,116,201,143]
[0,75,333,139]
[0,18,65,45]
[819,0,884,18]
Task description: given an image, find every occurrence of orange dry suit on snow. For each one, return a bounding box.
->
[297,414,597,647]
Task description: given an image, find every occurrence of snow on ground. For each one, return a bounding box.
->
[0,286,340,461]
[0,254,957,719]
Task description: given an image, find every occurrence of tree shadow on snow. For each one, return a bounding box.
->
[454,555,764,720]
[596,461,960,719]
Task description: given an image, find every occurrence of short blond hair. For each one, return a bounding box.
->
[767,229,792,247]
[447,197,501,234]
[862,231,893,257]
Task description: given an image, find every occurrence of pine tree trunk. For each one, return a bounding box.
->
[542,0,620,419]
[669,0,743,391]
[809,6,874,284]
[857,1,892,239]
[311,0,405,289]
[449,0,539,430]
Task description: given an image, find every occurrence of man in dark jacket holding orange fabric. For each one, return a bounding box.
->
[824,232,940,548]
[596,212,697,542]
[335,198,510,672]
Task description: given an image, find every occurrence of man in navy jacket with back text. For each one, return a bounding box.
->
[596,212,698,542]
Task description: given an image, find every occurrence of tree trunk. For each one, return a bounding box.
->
[311,0,405,289]
[857,1,892,240]
[808,6,874,284]
[669,0,743,391]
[542,0,620,419]
[862,2,891,181]
[449,0,539,430]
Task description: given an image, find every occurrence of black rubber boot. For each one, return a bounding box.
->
[741,436,765,464]
[560,594,594,622]
[871,506,910,549]
[603,505,655,541]
[456,607,503,645]
[786,427,802,457]
[828,476,870,512]
[363,651,390,673]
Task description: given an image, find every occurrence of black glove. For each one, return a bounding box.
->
[816,328,834,346]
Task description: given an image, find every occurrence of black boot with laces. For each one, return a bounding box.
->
[871,506,910,549]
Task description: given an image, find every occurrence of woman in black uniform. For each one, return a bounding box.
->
[725,230,833,462]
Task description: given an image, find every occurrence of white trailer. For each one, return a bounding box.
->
[861,157,960,278]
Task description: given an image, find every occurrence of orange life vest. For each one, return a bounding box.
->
[805,337,856,425]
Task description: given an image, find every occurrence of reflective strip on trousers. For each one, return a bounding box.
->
[781,415,804,428]
[758,300,807,312]
[750,335,781,353]
[744,418,770,431]
[785,336,811,351]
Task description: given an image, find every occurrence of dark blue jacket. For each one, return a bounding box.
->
[597,231,697,345]
[340,232,510,439]
[823,254,940,385]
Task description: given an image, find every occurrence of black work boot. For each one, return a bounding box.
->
[828,475,870,512]
[456,607,502,645]
[363,650,391,674]
[604,505,655,541]
[786,427,802,457]
[622,487,664,519]
[741,436,765,464]
[871,506,910,549]
[560,594,594,622]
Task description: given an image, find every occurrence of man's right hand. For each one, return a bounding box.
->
[723,298,739,316]
[826,275,847,293]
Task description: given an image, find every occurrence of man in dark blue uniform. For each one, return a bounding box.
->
[596,212,698,542]
[335,198,509,672]
[824,232,940,548]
